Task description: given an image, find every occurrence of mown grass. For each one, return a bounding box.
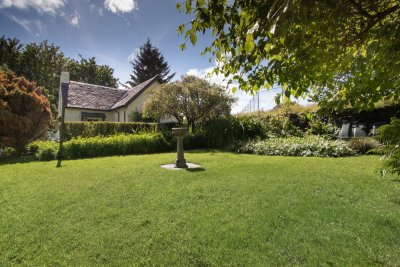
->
[0,152,399,266]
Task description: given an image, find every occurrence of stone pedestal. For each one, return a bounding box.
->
[172,127,188,168]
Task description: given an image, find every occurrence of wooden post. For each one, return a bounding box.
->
[56,71,69,168]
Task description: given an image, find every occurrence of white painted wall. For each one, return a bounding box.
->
[64,81,161,122]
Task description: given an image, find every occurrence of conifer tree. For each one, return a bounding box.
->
[128,38,175,86]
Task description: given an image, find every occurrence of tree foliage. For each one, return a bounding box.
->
[177,0,400,112]
[128,38,175,86]
[0,68,51,155]
[0,36,119,115]
[67,55,118,88]
[143,75,236,132]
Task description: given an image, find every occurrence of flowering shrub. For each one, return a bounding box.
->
[236,135,355,157]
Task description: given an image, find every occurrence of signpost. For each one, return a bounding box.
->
[56,71,69,168]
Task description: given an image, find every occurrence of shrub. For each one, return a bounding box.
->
[64,122,158,140]
[0,68,51,156]
[28,141,58,161]
[374,118,400,175]
[236,135,355,157]
[201,116,265,148]
[307,115,338,138]
[347,138,382,154]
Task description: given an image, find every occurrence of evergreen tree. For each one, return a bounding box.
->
[128,38,175,86]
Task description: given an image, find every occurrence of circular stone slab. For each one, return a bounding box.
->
[161,163,201,170]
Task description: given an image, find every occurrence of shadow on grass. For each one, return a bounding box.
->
[185,167,206,172]
[186,149,228,154]
[391,178,400,183]
[0,156,39,166]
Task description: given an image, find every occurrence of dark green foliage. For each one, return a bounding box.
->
[128,38,175,86]
[374,118,400,175]
[237,136,355,157]
[64,122,158,140]
[67,55,118,88]
[200,117,265,148]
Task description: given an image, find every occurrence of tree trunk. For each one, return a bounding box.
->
[191,120,196,133]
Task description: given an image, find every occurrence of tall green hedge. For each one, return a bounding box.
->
[64,122,158,140]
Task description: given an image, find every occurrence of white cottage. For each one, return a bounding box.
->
[60,75,161,122]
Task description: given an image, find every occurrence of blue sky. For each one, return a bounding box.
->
[0,0,309,113]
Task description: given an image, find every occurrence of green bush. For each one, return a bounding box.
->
[374,118,400,175]
[201,116,265,148]
[307,115,338,137]
[28,141,58,161]
[236,136,355,157]
[64,122,158,140]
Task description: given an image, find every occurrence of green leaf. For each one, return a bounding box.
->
[245,34,255,53]
[178,24,185,35]
[190,32,197,46]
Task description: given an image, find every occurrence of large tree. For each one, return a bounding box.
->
[128,38,175,86]
[0,68,51,156]
[67,55,118,88]
[177,0,400,112]
[143,75,235,132]
[0,36,119,115]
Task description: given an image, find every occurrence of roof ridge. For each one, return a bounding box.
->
[70,81,127,91]
[128,75,159,90]
[110,75,160,110]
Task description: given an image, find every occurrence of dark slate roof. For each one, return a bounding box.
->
[67,76,160,111]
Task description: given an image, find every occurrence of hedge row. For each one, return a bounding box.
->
[28,132,212,161]
[63,122,158,140]
[28,133,170,160]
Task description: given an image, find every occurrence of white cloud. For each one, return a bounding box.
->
[104,0,137,13]
[8,14,31,33]
[98,8,103,16]
[70,12,80,27]
[0,0,66,15]
[128,48,140,61]
[8,14,47,37]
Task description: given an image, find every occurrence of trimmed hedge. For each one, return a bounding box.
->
[64,122,158,140]
[236,135,355,157]
[30,133,171,160]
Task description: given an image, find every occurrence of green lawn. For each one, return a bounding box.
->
[0,152,399,266]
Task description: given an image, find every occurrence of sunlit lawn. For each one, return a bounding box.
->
[0,151,399,266]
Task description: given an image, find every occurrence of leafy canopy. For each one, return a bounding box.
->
[177,0,400,112]
[0,36,119,115]
[67,55,118,88]
[0,68,51,155]
[142,75,236,132]
[128,38,175,86]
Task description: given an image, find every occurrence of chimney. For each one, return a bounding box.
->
[60,71,69,84]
